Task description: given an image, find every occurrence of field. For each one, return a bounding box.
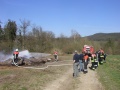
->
[97,55,120,90]
[0,55,73,90]
[0,54,120,90]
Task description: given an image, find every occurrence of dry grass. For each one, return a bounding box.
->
[47,54,73,61]
[0,55,72,90]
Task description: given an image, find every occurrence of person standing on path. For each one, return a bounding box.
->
[54,50,58,61]
[79,52,84,72]
[83,53,89,73]
[90,53,96,70]
[73,50,80,77]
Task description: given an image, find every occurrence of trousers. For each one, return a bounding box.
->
[73,62,79,77]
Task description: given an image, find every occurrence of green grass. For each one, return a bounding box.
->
[97,55,120,90]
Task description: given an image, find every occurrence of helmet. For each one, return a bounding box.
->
[75,50,77,52]
[15,49,18,51]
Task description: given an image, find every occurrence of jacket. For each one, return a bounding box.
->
[73,53,79,63]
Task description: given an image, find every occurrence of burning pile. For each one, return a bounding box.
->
[0,50,54,66]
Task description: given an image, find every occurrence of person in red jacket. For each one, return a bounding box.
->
[54,50,58,61]
[83,53,89,73]
[13,49,19,64]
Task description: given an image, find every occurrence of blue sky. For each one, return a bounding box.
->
[0,0,120,37]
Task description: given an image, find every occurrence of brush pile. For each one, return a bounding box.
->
[0,56,55,66]
[0,50,55,66]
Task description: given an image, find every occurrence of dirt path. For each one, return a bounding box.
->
[43,62,104,90]
[44,67,73,90]
[76,65,104,90]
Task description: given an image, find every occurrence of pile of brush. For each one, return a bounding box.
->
[0,57,55,66]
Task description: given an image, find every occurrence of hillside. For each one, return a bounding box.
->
[86,33,120,41]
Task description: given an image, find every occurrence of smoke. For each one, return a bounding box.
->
[0,50,31,62]
[0,52,13,62]
[30,53,51,59]
[0,50,51,62]
[18,50,51,59]
[19,50,31,59]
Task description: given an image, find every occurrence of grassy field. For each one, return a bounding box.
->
[97,55,120,90]
[0,55,73,90]
[2,54,120,90]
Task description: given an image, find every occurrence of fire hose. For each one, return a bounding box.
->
[18,64,73,70]
[12,58,73,70]
[12,58,19,66]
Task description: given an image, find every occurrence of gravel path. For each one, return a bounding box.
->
[43,62,104,90]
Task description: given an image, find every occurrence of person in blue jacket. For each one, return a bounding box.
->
[78,52,84,72]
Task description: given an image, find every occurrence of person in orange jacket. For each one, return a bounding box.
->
[54,50,58,61]
[83,53,89,73]
[98,48,105,64]
[98,48,104,54]
[13,49,19,64]
[90,53,97,70]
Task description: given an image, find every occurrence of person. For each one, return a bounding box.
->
[94,52,99,68]
[13,49,19,65]
[78,52,84,72]
[104,53,107,63]
[73,50,80,77]
[98,48,104,54]
[83,53,89,73]
[97,48,104,64]
[54,50,58,61]
[88,53,92,64]
[90,53,96,70]
[98,52,104,64]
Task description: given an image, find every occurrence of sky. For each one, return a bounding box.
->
[0,0,120,37]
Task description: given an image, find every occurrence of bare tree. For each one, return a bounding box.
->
[70,30,81,43]
[19,19,30,49]
[27,26,55,52]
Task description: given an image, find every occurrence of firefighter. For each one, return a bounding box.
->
[91,53,98,70]
[94,53,99,68]
[83,53,89,73]
[91,53,96,70]
[88,53,92,64]
[99,48,107,63]
[98,52,104,64]
[54,50,58,61]
[98,48,104,54]
[104,53,107,63]
[13,49,19,65]
[97,48,104,65]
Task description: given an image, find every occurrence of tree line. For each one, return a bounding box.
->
[0,19,119,54]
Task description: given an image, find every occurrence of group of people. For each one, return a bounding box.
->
[73,48,107,78]
[12,48,106,76]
